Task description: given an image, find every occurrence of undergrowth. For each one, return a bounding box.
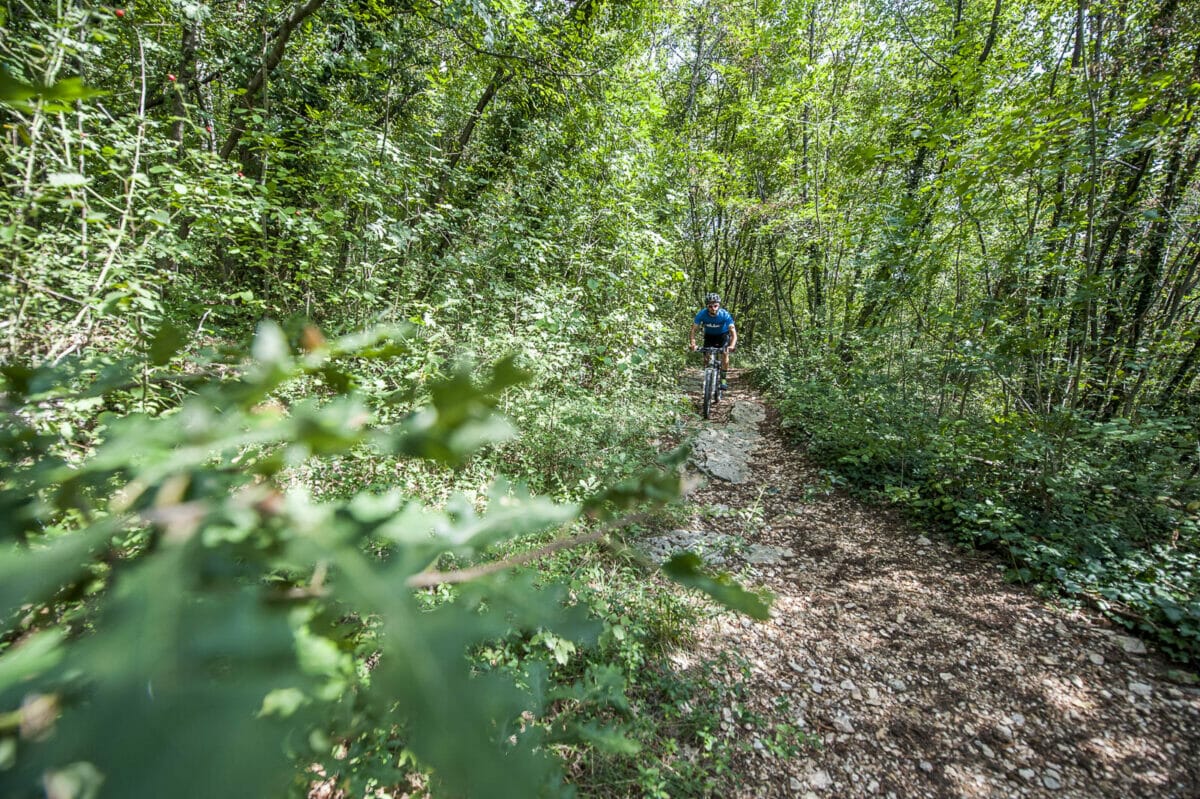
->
[754,351,1200,666]
[272,300,787,795]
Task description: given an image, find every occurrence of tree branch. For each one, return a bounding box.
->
[405,513,650,588]
[219,0,328,160]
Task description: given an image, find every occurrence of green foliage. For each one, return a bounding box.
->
[756,352,1200,663]
[662,553,772,621]
[8,0,1198,790]
[503,556,806,799]
[0,322,769,797]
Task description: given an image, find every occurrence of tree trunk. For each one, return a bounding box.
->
[219,0,328,161]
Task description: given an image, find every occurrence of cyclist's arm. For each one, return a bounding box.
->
[728,323,738,351]
[689,322,701,349]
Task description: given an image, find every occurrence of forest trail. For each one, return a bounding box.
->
[660,370,1200,799]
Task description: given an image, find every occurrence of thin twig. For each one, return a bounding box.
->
[0,272,87,305]
[405,512,651,588]
[893,4,950,74]
[49,29,150,365]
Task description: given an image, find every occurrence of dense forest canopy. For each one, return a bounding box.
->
[4,0,1199,391]
[2,0,1198,794]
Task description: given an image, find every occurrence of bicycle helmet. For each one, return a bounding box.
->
[704,292,721,305]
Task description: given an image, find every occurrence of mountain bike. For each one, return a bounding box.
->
[696,346,727,419]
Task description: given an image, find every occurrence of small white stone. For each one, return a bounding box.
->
[1019,768,1036,781]
[939,672,953,682]
[919,760,934,773]
[1043,773,1062,790]
[1087,652,1105,665]
[1128,682,1153,698]
[808,769,833,789]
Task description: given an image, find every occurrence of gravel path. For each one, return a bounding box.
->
[663,372,1200,799]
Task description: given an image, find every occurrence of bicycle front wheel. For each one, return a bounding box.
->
[702,367,715,419]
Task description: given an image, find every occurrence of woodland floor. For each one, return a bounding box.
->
[662,369,1200,799]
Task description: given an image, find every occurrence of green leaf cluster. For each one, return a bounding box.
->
[0,321,758,797]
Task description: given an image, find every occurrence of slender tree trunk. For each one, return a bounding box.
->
[219,0,328,161]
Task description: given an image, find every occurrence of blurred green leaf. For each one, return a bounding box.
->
[662,552,772,620]
[0,629,66,693]
[566,720,641,754]
[149,322,189,366]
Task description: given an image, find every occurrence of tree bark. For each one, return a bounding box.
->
[427,67,513,210]
[218,0,328,161]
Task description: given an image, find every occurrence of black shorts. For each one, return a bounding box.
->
[703,332,730,349]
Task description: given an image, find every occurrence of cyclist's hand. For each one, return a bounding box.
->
[688,343,697,351]
[728,344,736,353]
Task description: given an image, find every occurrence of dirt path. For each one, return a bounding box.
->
[667,372,1200,799]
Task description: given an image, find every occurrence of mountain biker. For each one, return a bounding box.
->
[689,292,737,390]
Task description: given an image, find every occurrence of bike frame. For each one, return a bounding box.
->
[696,346,727,419]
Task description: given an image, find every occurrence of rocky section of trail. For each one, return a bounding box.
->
[654,373,1200,799]
[689,401,766,484]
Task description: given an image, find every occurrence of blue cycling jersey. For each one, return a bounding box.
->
[694,307,734,336]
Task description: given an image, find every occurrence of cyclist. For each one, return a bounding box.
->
[689,292,737,391]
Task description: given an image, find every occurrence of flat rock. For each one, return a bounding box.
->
[688,400,765,483]
[1115,635,1148,654]
[729,400,766,428]
[744,544,795,564]
[635,529,739,565]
